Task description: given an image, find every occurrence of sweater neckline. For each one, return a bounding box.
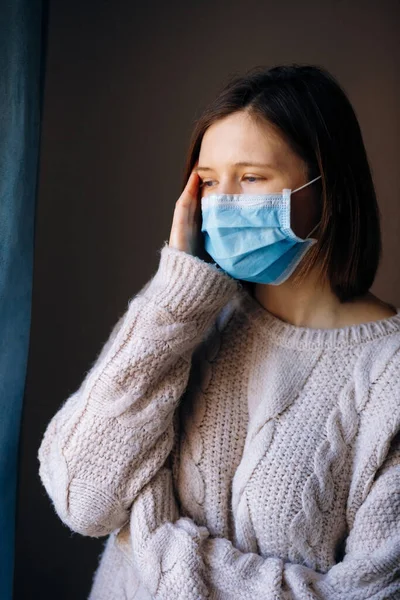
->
[238,287,400,350]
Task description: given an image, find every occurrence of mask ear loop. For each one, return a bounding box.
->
[291,175,322,239]
[292,174,322,194]
[306,220,321,240]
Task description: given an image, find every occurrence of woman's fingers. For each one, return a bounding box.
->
[169,166,203,256]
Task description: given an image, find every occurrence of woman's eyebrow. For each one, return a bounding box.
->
[194,161,275,172]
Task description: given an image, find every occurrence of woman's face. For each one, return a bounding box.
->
[196,111,321,240]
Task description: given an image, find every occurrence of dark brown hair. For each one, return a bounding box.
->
[181,63,382,303]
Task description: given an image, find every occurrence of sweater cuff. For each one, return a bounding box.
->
[137,241,239,326]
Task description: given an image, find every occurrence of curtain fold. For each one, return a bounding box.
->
[0,1,45,598]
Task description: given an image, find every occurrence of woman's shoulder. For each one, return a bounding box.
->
[349,310,400,421]
[337,291,398,326]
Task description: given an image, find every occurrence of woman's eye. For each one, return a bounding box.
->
[199,180,215,188]
[243,176,263,183]
[200,176,263,187]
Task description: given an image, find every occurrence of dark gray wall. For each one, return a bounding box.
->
[15,0,400,598]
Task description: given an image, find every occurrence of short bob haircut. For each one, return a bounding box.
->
[181,63,382,304]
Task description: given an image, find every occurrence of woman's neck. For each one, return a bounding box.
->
[253,277,342,330]
[252,270,396,330]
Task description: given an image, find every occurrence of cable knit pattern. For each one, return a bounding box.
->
[37,241,400,599]
[287,343,378,569]
[177,297,242,532]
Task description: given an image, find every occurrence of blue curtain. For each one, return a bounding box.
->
[0,1,45,598]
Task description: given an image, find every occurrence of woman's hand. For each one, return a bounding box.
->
[168,164,212,262]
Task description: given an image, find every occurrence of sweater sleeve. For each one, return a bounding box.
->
[37,241,239,538]
[129,427,400,599]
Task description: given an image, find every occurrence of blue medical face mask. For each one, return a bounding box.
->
[200,175,322,285]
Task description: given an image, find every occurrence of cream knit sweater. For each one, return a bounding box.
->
[38,241,400,599]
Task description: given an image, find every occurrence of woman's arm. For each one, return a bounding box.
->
[37,242,238,538]
[203,447,400,600]
[129,429,400,599]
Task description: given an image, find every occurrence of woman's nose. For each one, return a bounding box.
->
[213,177,241,195]
[219,185,240,194]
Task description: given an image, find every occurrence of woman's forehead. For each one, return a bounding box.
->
[198,116,303,174]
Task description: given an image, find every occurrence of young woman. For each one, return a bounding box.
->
[38,64,400,599]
